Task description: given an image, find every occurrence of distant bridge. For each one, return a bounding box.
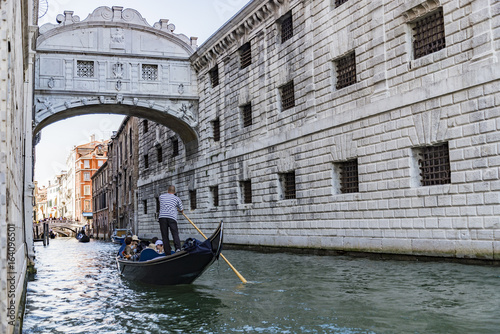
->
[37,220,86,237]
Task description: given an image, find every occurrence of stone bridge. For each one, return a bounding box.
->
[34,6,200,153]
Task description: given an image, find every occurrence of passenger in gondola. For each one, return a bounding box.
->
[148,237,159,250]
[155,240,165,254]
[122,236,138,260]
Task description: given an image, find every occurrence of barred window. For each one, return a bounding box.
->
[418,143,451,186]
[339,159,359,193]
[142,64,158,81]
[143,200,147,214]
[241,180,252,204]
[242,103,252,128]
[209,65,219,87]
[240,42,252,69]
[190,190,197,210]
[412,9,446,59]
[280,81,295,111]
[210,186,219,207]
[172,138,179,157]
[280,12,293,43]
[144,154,149,169]
[143,120,148,133]
[335,52,356,89]
[335,0,349,7]
[156,197,160,214]
[212,118,220,142]
[280,171,296,200]
[157,146,163,163]
[77,60,94,78]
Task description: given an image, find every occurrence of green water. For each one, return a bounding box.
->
[23,239,500,333]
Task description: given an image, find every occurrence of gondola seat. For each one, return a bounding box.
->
[139,248,165,261]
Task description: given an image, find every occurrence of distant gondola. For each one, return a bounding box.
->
[116,221,223,285]
[111,228,132,244]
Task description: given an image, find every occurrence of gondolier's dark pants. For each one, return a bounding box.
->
[159,218,182,252]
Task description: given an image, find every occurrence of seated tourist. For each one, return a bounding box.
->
[155,240,165,254]
[131,235,140,253]
[122,237,139,261]
[148,237,159,250]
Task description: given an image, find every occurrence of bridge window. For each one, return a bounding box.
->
[280,81,295,111]
[76,60,94,78]
[335,51,356,90]
[142,64,158,81]
[239,42,252,69]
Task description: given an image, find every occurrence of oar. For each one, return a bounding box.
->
[182,212,247,284]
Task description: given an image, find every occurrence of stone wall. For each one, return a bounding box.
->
[154,0,500,259]
[0,0,36,332]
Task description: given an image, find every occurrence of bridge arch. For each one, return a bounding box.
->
[35,6,200,151]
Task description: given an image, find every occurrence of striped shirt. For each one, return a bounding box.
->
[158,193,183,221]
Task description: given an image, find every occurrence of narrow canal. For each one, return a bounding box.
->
[24,238,500,333]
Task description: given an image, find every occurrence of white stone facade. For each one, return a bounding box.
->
[0,0,36,333]
[140,0,500,260]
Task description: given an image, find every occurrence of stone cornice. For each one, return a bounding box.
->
[37,6,199,55]
[190,0,286,73]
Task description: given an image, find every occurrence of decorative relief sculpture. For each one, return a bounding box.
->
[99,96,105,104]
[47,77,55,88]
[178,83,184,95]
[36,97,54,113]
[116,80,122,91]
[110,28,125,49]
[112,62,124,79]
[133,98,139,106]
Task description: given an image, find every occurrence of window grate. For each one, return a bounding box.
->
[209,65,219,87]
[144,154,149,169]
[281,14,293,43]
[282,171,296,199]
[413,9,445,59]
[242,103,252,128]
[281,81,295,111]
[418,143,450,186]
[242,180,252,204]
[172,138,179,157]
[190,190,197,210]
[141,64,158,81]
[213,118,220,142]
[143,200,147,214]
[240,43,252,69]
[143,120,148,133]
[77,60,94,77]
[211,186,219,207]
[335,0,349,7]
[340,159,359,193]
[336,52,356,89]
[157,147,163,163]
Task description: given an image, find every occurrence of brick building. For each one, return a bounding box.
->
[136,0,500,260]
[74,137,108,223]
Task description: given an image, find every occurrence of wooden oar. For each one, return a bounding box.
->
[182,212,247,284]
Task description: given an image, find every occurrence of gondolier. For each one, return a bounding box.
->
[159,185,183,253]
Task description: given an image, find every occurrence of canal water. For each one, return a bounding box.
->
[24,238,500,333]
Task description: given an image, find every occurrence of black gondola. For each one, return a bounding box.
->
[78,235,90,242]
[116,221,223,285]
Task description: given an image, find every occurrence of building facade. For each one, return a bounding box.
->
[92,161,109,239]
[74,137,108,223]
[93,116,139,237]
[0,0,37,332]
[133,0,500,260]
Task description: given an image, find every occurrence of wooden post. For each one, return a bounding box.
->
[46,222,50,245]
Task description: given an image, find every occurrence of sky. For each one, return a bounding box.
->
[34,0,250,186]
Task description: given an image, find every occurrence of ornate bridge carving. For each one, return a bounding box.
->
[35,6,200,147]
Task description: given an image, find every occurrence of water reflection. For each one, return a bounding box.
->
[24,239,500,333]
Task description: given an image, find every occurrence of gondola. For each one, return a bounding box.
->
[116,221,223,285]
[111,228,132,244]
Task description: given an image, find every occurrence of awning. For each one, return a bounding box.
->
[83,212,93,217]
